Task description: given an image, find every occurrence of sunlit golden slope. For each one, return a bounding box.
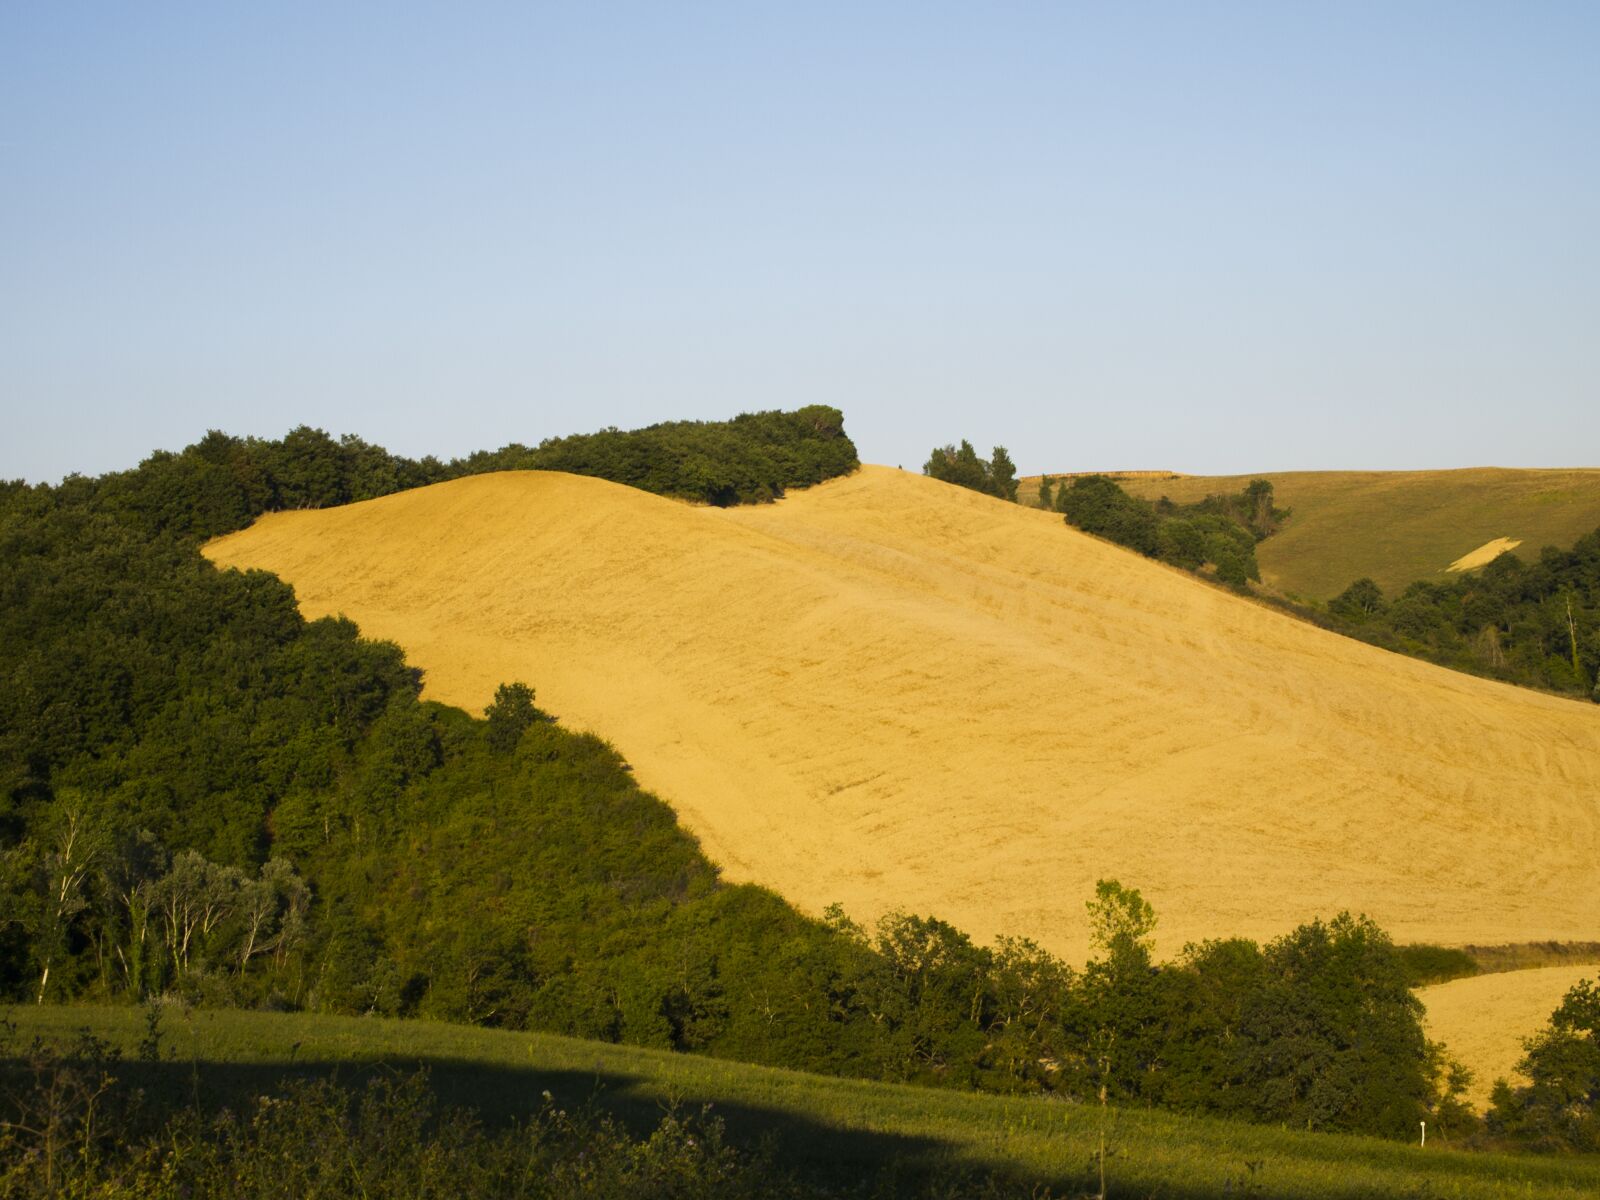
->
[204,467,1600,960]
[1419,966,1598,1109]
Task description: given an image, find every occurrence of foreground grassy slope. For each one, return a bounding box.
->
[1024,468,1600,600]
[1419,965,1599,1110]
[10,1006,1600,1199]
[204,466,1600,961]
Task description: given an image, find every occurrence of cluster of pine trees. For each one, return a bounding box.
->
[922,441,1019,502]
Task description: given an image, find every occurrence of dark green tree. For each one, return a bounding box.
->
[988,446,1019,502]
[1058,476,1161,556]
[484,682,539,754]
[1242,478,1283,538]
[1331,578,1385,620]
[1085,878,1156,973]
[923,441,1019,502]
[1236,914,1430,1136]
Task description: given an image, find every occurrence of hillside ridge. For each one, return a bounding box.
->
[205,465,1600,961]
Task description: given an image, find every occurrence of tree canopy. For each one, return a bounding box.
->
[923,441,1019,502]
[1056,475,1283,588]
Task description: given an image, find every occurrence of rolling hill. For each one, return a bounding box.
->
[203,465,1600,965]
[1021,468,1600,600]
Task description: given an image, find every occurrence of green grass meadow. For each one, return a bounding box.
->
[9,1005,1599,1199]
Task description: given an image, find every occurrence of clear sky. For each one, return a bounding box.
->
[3,2,1596,483]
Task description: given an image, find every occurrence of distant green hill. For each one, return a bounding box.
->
[1022,468,1600,600]
[11,1006,1600,1199]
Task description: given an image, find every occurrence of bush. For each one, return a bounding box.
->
[1058,476,1161,556]
[1396,943,1479,987]
[1235,914,1431,1137]
[1331,578,1385,621]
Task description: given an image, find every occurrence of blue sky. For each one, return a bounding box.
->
[3,2,1596,482]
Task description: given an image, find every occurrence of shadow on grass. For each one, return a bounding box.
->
[27,1054,1044,1195]
[9,1047,1576,1199]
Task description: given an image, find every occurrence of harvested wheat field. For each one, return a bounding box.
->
[204,467,1600,961]
[1419,966,1598,1109]
[1448,537,1523,573]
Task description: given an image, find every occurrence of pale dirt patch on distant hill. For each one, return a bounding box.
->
[1447,537,1523,573]
[1418,965,1597,1110]
[204,466,1600,962]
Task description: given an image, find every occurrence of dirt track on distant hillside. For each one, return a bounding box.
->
[204,466,1600,961]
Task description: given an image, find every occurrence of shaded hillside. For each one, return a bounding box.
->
[1022,468,1600,600]
[207,467,1600,962]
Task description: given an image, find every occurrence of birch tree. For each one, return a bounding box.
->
[33,797,103,1003]
[155,851,244,976]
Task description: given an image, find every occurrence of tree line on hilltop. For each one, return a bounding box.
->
[468,405,860,506]
[923,441,1019,502]
[13,406,859,544]
[0,415,1591,1151]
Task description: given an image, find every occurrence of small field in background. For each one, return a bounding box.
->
[1419,964,1599,1110]
[1020,468,1600,600]
[7,1005,1600,1199]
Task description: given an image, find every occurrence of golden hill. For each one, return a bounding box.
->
[203,467,1600,961]
[1022,468,1600,600]
[1419,965,1598,1109]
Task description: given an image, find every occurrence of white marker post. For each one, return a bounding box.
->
[1420,1120,1426,1148]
